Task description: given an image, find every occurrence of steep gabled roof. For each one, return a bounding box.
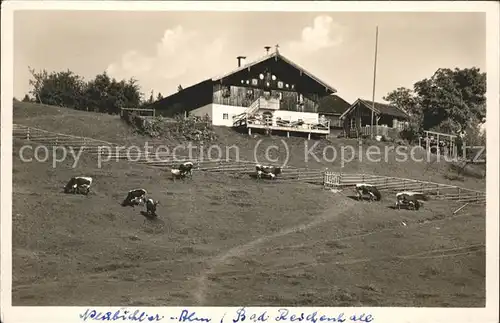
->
[212,51,337,94]
[340,98,410,120]
[151,50,338,110]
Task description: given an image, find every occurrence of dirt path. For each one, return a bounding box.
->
[192,195,485,305]
[192,195,358,305]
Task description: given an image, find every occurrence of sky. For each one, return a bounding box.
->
[13,11,486,104]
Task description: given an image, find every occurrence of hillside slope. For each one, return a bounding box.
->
[12,139,485,306]
[13,101,486,191]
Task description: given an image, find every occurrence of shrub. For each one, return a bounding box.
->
[122,111,217,142]
[399,124,420,143]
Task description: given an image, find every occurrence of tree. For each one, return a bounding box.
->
[28,67,87,108]
[157,92,164,101]
[148,90,155,105]
[413,67,485,135]
[26,68,143,115]
[384,87,420,116]
[22,94,31,102]
[384,87,423,126]
[177,84,183,92]
[385,67,486,138]
[384,87,423,141]
[84,72,113,113]
[28,66,48,104]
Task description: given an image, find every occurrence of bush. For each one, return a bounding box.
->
[399,125,420,143]
[381,135,394,142]
[121,111,217,142]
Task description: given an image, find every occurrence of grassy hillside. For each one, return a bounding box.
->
[13,101,485,191]
[12,138,485,306]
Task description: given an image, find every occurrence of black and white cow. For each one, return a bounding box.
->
[122,188,148,207]
[255,164,282,180]
[171,161,194,180]
[145,198,159,217]
[64,176,93,195]
[354,183,382,201]
[395,191,426,210]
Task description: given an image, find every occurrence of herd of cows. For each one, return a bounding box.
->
[63,162,197,217]
[355,183,427,210]
[63,161,427,217]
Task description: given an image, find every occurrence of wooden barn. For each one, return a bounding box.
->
[339,98,410,138]
[317,95,351,129]
[147,46,348,138]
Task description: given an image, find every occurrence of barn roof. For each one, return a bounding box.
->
[317,94,351,115]
[148,50,338,111]
[211,51,337,94]
[340,98,410,120]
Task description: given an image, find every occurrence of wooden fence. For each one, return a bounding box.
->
[13,124,116,150]
[323,171,486,204]
[120,108,155,117]
[348,125,402,139]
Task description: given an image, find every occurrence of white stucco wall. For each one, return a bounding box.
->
[211,104,248,127]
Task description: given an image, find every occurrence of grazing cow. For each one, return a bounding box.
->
[354,183,382,201]
[122,188,147,207]
[145,198,159,217]
[171,161,194,180]
[255,164,282,180]
[395,191,426,210]
[64,176,93,195]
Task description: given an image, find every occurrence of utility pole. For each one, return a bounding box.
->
[371,26,379,139]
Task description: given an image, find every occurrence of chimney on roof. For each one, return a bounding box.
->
[237,56,247,67]
[264,46,271,54]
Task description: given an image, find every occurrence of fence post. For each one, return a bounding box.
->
[458,187,461,201]
[26,127,31,141]
[436,184,440,197]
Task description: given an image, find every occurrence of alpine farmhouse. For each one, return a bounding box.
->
[148,47,350,139]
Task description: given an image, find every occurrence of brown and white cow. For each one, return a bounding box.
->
[171,161,194,181]
[64,176,93,195]
[255,164,282,180]
[122,188,148,207]
[145,198,159,217]
[395,191,426,210]
[354,183,382,202]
